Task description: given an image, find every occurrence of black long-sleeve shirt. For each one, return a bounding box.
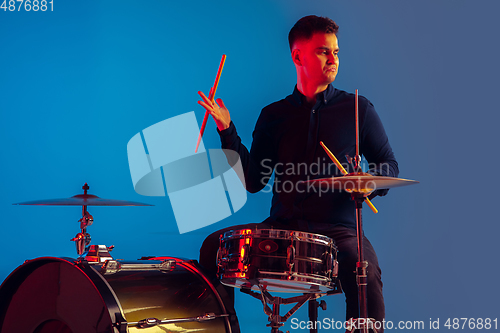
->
[219,85,398,230]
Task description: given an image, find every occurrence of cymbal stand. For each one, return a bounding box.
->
[348,90,377,333]
[349,191,377,333]
[240,287,323,333]
[71,184,93,256]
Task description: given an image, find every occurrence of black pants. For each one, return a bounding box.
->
[199,219,385,333]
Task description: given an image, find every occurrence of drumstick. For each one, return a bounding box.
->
[196,86,214,152]
[195,54,227,153]
[319,141,378,214]
[355,89,360,161]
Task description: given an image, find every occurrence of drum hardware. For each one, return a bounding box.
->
[286,244,295,275]
[70,204,93,255]
[126,312,230,329]
[241,286,325,333]
[14,183,153,258]
[286,244,295,281]
[308,299,327,333]
[240,244,251,265]
[352,191,377,333]
[306,89,419,333]
[84,244,115,263]
[324,252,334,275]
[346,318,379,333]
[102,258,176,275]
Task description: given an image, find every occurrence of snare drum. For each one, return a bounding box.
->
[0,256,238,333]
[217,229,340,293]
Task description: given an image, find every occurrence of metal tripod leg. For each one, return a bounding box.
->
[240,287,323,333]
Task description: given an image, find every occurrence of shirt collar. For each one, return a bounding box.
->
[291,84,336,106]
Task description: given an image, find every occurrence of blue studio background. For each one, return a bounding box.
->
[1,1,499,332]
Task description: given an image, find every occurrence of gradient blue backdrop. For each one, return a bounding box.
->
[1,1,499,332]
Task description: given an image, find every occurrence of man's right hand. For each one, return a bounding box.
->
[197,91,231,131]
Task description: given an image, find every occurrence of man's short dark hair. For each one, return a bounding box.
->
[288,15,339,51]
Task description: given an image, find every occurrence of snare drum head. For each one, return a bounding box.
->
[0,257,238,333]
[218,229,340,293]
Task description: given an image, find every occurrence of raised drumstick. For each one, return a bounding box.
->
[196,86,214,152]
[195,54,227,153]
[320,141,378,214]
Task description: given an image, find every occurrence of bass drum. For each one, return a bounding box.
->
[0,256,239,333]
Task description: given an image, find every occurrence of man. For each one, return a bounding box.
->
[198,15,398,332]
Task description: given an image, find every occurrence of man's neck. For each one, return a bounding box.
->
[297,80,328,103]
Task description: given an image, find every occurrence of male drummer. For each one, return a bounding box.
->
[198,15,398,332]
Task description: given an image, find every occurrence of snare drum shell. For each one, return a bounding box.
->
[218,229,339,293]
[0,257,236,333]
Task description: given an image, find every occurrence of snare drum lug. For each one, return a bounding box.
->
[216,248,222,268]
[241,244,250,265]
[286,245,295,268]
[286,245,296,280]
[217,248,230,267]
[324,252,334,275]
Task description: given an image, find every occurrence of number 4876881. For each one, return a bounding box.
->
[1,0,53,11]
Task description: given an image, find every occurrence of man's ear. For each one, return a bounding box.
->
[292,49,302,66]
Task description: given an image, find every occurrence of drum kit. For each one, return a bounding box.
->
[0,172,417,333]
[0,91,418,333]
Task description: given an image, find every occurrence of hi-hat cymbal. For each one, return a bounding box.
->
[13,183,153,206]
[300,174,419,193]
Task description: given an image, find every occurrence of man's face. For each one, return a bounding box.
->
[295,32,339,87]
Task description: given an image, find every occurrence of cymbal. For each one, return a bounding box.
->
[300,173,419,193]
[14,194,153,206]
[14,183,153,206]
